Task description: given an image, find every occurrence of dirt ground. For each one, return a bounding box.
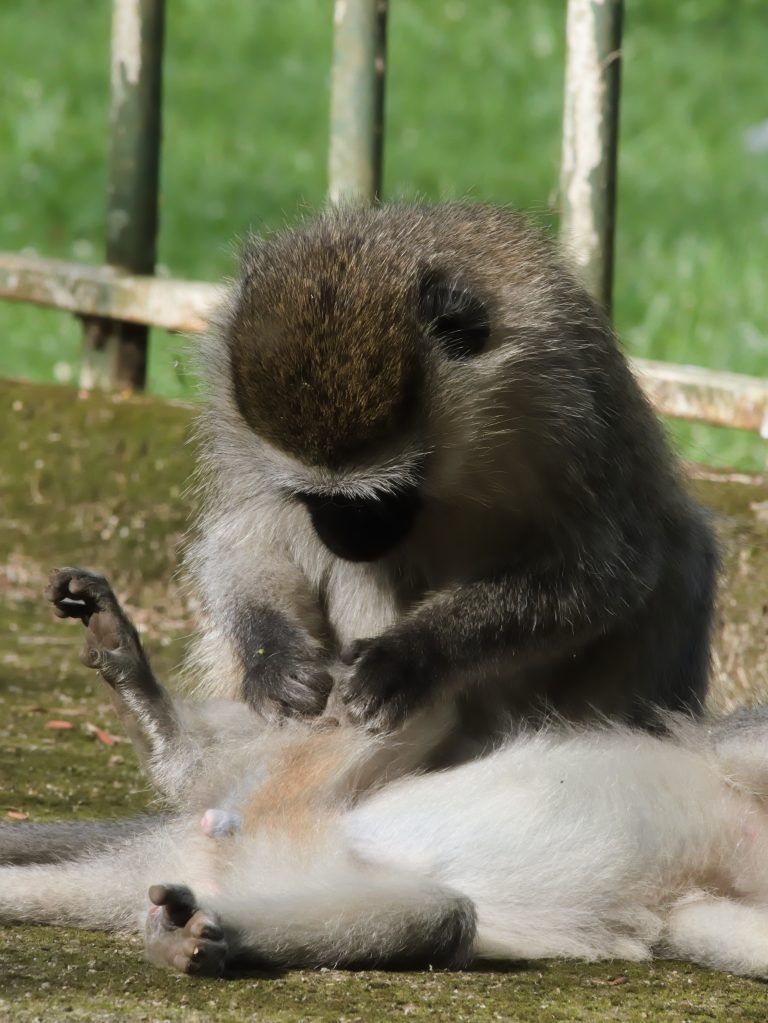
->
[1,379,768,1022]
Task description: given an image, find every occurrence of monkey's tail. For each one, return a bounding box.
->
[0,816,168,865]
[0,821,188,931]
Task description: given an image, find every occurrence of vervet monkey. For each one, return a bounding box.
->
[2,569,767,981]
[187,202,717,746]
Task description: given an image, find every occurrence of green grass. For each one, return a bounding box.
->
[1,0,767,468]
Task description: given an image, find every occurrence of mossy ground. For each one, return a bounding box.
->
[1,379,768,1021]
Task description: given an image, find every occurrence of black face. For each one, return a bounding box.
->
[297,485,421,562]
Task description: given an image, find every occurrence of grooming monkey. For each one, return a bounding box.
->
[1,203,719,871]
[187,202,717,743]
[2,568,768,980]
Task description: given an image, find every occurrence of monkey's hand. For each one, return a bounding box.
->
[338,635,440,733]
[237,612,333,722]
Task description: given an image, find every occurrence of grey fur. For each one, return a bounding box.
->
[185,202,717,740]
[0,818,165,866]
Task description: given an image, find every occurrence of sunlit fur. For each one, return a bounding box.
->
[183,202,716,740]
[3,690,768,977]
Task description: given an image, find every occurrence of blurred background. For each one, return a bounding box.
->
[1,0,766,467]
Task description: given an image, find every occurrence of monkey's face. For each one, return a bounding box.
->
[219,207,506,562]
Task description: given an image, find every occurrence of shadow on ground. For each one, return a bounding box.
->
[1,380,768,1022]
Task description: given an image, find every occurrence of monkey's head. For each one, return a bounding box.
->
[208,204,602,562]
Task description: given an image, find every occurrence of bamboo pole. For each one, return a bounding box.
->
[328,0,388,203]
[81,0,165,391]
[559,0,623,315]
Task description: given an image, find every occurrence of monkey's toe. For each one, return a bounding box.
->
[46,567,116,625]
[145,886,227,977]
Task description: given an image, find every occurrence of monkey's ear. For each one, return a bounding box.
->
[417,268,490,360]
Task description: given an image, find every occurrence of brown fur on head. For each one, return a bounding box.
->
[226,212,426,468]
[220,204,544,470]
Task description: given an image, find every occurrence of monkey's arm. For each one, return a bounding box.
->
[340,541,662,731]
[187,506,333,718]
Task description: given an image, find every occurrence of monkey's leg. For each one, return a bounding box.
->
[661,895,768,978]
[150,867,477,973]
[0,816,166,865]
[46,567,180,772]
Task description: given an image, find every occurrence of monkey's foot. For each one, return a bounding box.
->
[46,567,147,689]
[145,884,227,977]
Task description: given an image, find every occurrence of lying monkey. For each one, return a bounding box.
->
[1,567,767,979]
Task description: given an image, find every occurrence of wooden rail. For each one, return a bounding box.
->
[2,252,766,436]
[0,254,221,335]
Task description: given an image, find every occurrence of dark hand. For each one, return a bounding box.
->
[232,605,333,722]
[338,634,441,733]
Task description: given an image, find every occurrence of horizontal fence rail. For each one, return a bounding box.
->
[2,251,766,437]
[0,253,221,335]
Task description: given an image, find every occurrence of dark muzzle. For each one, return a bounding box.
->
[298,485,421,562]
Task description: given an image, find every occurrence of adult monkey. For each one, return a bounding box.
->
[186,202,717,752]
[1,203,718,866]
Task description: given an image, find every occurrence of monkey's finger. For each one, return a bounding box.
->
[149,883,198,928]
[173,953,193,974]
[189,914,223,941]
[55,598,91,622]
[181,938,227,977]
[66,571,107,597]
[46,570,99,623]
[46,567,75,601]
[340,639,371,665]
[46,567,91,600]
[79,641,102,670]
[313,715,341,732]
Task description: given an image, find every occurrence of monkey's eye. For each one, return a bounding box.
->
[418,269,490,360]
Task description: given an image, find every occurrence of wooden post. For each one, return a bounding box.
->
[81,0,165,391]
[328,0,388,203]
[559,0,623,316]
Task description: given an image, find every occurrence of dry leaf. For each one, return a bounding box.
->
[6,811,29,821]
[45,720,74,730]
[84,722,117,746]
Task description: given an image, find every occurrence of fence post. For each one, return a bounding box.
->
[328,0,388,203]
[559,0,623,316]
[81,0,165,391]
